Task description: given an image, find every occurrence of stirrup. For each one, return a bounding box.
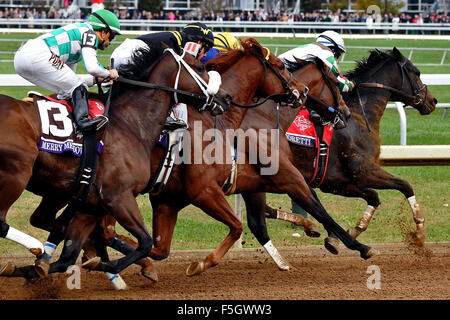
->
[94,115,109,131]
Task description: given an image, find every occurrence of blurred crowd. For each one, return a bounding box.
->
[0,6,449,24]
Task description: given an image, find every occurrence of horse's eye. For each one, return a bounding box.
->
[279,64,285,71]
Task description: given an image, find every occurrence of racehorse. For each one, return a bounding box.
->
[0,45,232,279]
[263,47,437,254]
[77,38,374,278]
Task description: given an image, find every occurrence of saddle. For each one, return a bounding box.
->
[28,91,107,204]
[286,107,334,188]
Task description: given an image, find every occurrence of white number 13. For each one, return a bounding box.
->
[38,101,73,137]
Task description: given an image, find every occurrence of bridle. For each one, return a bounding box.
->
[291,60,346,128]
[358,58,428,106]
[354,56,428,131]
[116,47,229,115]
[227,49,307,109]
[314,60,346,127]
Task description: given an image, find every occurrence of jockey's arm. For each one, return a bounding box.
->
[322,52,354,93]
[68,62,96,87]
[81,46,110,81]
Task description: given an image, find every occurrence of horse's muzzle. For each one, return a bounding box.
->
[209,91,232,116]
[289,86,309,108]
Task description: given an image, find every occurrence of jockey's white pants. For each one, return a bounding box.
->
[14,39,87,100]
[111,38,149,70]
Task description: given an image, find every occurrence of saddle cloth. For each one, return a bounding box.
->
[286,108,334,188]
[31,93,105,157]
[286,108,333,148]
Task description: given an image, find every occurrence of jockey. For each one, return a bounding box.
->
[14,9,120,133]
[111,22,216,129]
[278,30,354,123]
[112,22,214,69]
[200,32,242,63]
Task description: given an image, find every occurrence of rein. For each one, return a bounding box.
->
[116,76,209,101]
[228,49,305,109]
[354,57,428,132]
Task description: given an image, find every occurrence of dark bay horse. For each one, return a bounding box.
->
[263,47,437,254]
[0,46,231,278]
[81,38,374,278]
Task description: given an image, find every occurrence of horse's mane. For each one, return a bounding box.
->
[282,59,313,73]
[111,43,179,101]
[345,49,396,83]
[205,37,274,73]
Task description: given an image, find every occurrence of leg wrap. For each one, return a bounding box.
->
[357,205,376,231]
[408,196,425,225]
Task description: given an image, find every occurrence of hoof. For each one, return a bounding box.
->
[186,261,205,277]
[361,247,379,260]
[34,260,50,278]
[410,230,426,247]
[324,236,340,255]
[81,256,102,270]
[347,227,363,239]
[0,262,16,277]
[141,267,158,282]
[277,263,290,271]
[304,225,321,238]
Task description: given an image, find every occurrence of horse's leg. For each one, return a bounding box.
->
[186,189,243,276]
[264,203,320,237]
[351,165,426,246]
[28,196,71,277]
[91,215,157,282]
[7,211,101,279]
[150,201,180,261]
[0,157,43,267]
[90,230,127,290]
[242,192,291,271]
[82,195,153,275]
[270,161,375,259]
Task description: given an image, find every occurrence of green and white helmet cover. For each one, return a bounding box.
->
[87,9,121,34]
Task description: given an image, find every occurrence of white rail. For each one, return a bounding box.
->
[1,19,450,35]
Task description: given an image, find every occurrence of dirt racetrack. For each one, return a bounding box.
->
[0,242,448,300]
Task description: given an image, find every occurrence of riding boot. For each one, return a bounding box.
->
[72,85,104,133]
[309,109,322,124]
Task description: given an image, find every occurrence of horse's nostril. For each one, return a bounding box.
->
[433,98,438,104]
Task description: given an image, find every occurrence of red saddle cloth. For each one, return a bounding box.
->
[43,94,105,119]
[286,108,334,188]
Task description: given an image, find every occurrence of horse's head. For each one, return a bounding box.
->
[348,48,437,115]
[206,38,308,108]
[390,47,437,114]
[284,58,351,128]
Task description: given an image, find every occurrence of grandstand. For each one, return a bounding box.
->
[0,0,448,13]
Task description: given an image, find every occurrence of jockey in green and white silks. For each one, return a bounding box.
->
[14,9,121,133]
[278,30,354,93]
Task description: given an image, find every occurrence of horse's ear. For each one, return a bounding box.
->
[392,47,404,61]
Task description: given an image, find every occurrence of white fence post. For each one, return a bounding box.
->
[395,102,407,146]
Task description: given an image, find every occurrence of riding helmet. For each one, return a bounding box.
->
[88,9,121,35]
[182,22,214,50]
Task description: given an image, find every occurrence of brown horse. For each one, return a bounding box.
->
[0,45,232,278]
[262,48,437,254]
[79,38,374,279]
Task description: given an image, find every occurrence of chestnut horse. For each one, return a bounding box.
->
[79,38,373,279]
[0,46,231,279]
[263,48,437,254]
